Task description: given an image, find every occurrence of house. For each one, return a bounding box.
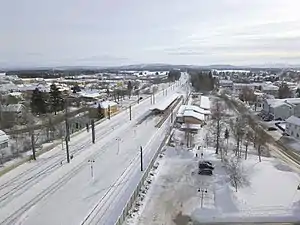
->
[261,84,279,97]
[262,98,300,120]
[218,80,233,90]
[233,83,260,96]
[89,101,118,118]
[285,116,300,140]
[0,130,10,158]
[0,104,27,128]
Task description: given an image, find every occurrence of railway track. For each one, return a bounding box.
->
[0,117,139,225]
[81,113,171,225]
[0,119,123,207]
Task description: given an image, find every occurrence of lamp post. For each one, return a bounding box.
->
[116,137,121,154]
[88,159,95,179]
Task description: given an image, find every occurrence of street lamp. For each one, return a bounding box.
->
[116,137,121,154]
[88,159,95,179]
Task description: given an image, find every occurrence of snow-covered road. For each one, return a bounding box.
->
[0,74,188,225]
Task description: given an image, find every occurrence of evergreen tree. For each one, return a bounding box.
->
[278,82,292,99]
[97,104,105,119]
[127,81,133,99]
[296,88,300,97]
[49,83,64,115]
[167,70,181,81]
[189,70,215,92]
[30,88,47,115]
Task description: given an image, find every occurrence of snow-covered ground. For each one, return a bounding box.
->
[0,74,188,225]
[125,117,300,225]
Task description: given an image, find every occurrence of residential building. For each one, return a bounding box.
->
[261,84,279,97]
[218,80,233,91]
[285,116,300,140]
[262,98,300,120]
[89,101,118,118]
[0,104,27,128]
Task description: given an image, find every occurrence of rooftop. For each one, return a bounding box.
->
[286,116,300,126]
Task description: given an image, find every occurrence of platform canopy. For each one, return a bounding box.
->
[150,93,181,112]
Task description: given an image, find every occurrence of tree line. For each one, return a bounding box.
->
[167,70,181,82]
[189,70,215,92]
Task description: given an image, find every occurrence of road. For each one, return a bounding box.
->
[0,73,189,225]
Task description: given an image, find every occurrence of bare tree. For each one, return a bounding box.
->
[224,156,248,192]
[229,116,246,157]
[243,129,253,160]
[210,98,226,154]
[255,128,268,162]
[23,111,37,160]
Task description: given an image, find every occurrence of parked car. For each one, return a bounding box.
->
[267,127,277,131]
[198,169,213,176]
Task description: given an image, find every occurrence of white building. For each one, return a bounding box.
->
[262,98,300,120]
[285,116,300,139]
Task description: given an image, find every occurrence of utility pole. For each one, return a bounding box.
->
[88,159,95,179]
[65,99,70,141]
[65,99,70,163]
[108,105,111,120]
[30,129,36,160]
[198,188,208,208]
[129,105,132,121]
[140,146,143,171]
[91,119,95,144]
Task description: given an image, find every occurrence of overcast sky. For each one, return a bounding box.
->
[1,0,300,68]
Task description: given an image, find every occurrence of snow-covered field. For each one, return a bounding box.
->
[0,74,188,225]
[125,122,300,225]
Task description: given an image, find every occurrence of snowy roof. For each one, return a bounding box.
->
[9,92,23,97]
[78,91,101,99]
[99,101,118,109]
[183,110,205,121]
[200,96,210,110]
[185,105,211,115]
[266,98,300,108]
[150,94,180,111]
[181,123,201,130]
[1,104,25,112]
[0,130,8,143]
[177,105,186,116]
[262,84,279,91]
[219,80,233,84]
[286,116,300,126]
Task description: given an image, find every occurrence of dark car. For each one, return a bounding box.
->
[198,169,213,176]
[198,162,214,170]
[202,161,213,166]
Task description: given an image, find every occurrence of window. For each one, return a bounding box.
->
[0,142,8,149]
[297,133,299,138]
